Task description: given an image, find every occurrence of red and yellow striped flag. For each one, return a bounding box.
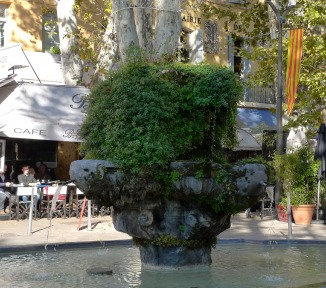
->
[286,28,303,115]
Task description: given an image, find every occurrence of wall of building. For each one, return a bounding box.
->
[56,142,80,181]
[1,0,56,51]
[1,0,247,68]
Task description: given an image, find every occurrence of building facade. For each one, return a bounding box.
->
[0,0,276,178]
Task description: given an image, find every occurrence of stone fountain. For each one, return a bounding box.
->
[71,62,268,267]
[70,159,267,267]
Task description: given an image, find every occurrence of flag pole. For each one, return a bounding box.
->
[266,0,296,239]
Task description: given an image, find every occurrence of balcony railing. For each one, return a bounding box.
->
[243,86,276,105]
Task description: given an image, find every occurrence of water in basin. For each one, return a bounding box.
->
[1,243,326,288]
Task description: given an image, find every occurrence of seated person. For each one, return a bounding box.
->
[29,168,36,178]
[35,164,52,182]
[0,164,13,214]
[18,165,38,186]
[18,165,39,204]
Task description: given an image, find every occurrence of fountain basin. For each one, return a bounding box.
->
[1,241,326,287]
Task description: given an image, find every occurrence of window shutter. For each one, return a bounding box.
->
[227,35,234,70]
[242,41,251,81]
[189,29,203,64]
[204,20,218,54]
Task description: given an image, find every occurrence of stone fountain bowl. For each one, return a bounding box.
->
[70,160,267,267]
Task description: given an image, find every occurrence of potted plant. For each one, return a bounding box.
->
[273,145,319,224]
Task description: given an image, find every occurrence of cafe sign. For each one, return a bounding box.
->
[0,123,82,142]
[0,84,90,143]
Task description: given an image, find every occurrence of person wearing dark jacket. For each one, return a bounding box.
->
[0,164,13,214]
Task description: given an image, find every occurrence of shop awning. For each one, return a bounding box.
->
[234,128,262,151]
[234,108,276,151]
[0,84,90,142]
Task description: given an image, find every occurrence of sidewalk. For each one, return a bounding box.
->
[0,212,325,249]
[220,213,326,242]
[0,215,131,248]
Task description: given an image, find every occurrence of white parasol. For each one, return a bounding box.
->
[286,126,307,154]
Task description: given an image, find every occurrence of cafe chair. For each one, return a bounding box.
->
[10,187,38,220]
[259,185,276,219]
[69,188,98,218]
[246,185,276,219]
[99,206,111,216]
[40,186,68,219]
[8,195,17,220]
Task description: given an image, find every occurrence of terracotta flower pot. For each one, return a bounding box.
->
[291,204,315,225]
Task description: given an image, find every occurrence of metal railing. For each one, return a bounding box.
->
[243,86,276,105]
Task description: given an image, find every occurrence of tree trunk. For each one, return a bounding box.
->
[56,0,83,85]
[91,17,119,85]
[132,0,153,57]
[112,0,139,62]
[154,0,182,59]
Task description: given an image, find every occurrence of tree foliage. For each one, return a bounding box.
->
[203,0,326,137]
[79,49,243,174]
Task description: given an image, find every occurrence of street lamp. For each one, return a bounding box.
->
[266,0,295,238]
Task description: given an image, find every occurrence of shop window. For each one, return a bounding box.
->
[42,13,60,52]
[5,139,57,167]
[3,139,58,182]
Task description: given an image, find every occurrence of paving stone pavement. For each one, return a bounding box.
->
[0,212,326,249]
[0,215,131,248]
[220,212,326,242]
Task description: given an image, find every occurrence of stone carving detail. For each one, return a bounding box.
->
[204,20,218,54]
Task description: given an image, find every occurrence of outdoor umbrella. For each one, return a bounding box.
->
[314,122,326,178]
[286,128,296,154]
[286,126,307,154]
[314,122,326,220]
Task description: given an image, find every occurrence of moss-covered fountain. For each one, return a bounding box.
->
[70,59,267,267]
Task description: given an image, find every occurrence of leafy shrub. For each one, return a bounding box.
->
[273,145,319,206]
[80,56,243,174]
